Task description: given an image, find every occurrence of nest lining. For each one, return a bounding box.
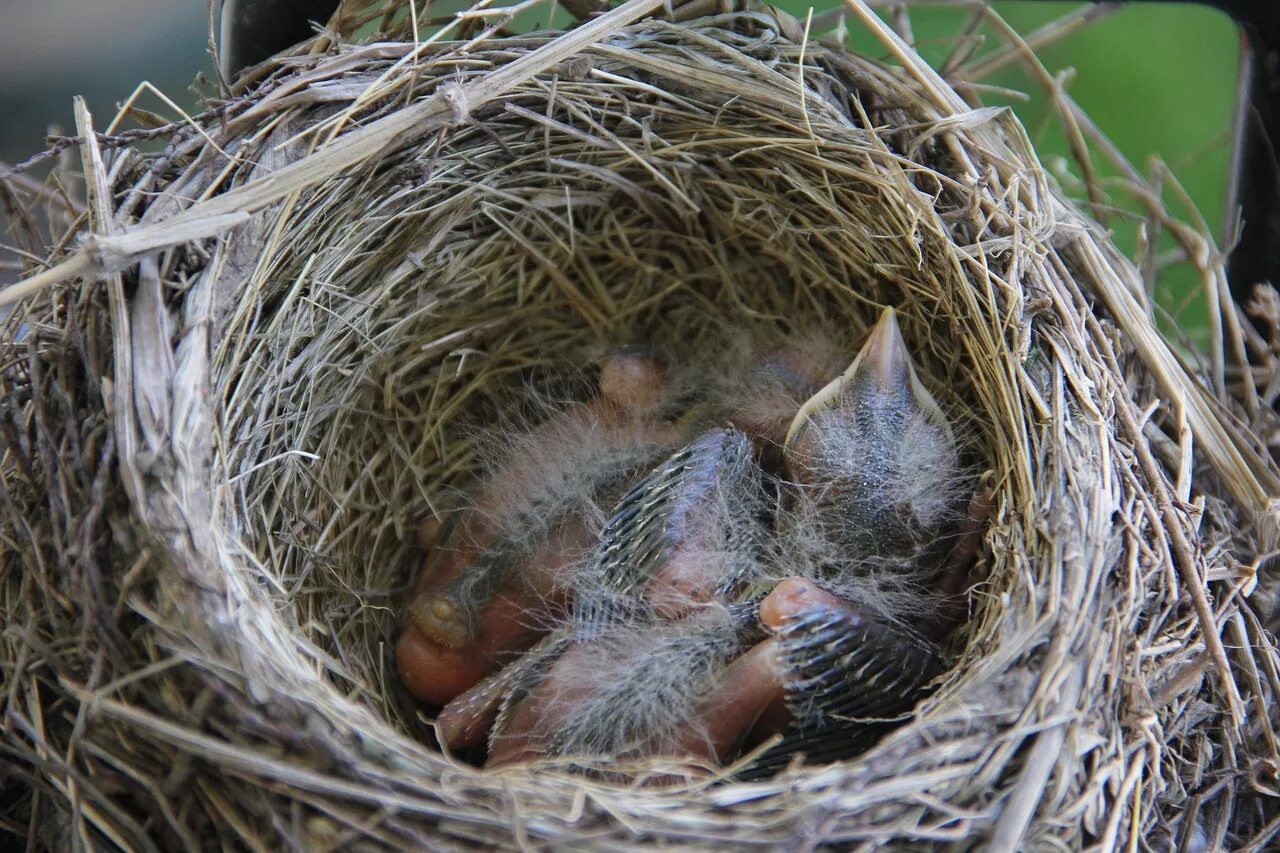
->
[2,3,1279,850]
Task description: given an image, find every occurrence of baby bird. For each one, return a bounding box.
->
[776,306,969,622]
[396,349,684,707]
[439,427,772,765]
[737,306,977,769]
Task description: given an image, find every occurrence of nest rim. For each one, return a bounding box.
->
[2,2,1278,850]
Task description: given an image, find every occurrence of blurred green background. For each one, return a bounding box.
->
[847,1,1238,344]
[0,1,1239,339]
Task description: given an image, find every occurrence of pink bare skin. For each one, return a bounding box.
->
[397,352,677,708]
[726,340,847,467]
[484,643,602,766]
[668,639,787,765]
[396,522,582,706]
[643,532,735,621]
[436,659,528,751]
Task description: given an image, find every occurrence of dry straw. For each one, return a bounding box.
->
[3,0,1279,848]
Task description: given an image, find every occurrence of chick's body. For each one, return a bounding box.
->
[737,308,973,769]
[481,428,772,765]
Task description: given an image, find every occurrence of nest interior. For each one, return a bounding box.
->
[3,3,1279,850]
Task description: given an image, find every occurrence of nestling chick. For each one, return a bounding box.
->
[444,428,771,765]
[727,307,981,769]
[396,349,683,707]
[776,306,970,624]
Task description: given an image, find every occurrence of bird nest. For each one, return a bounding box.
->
[3,0,1280,849]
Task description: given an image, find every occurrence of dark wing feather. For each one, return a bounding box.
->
[572,429,763,633]
[487,633,573,752]
[743,602,947,775]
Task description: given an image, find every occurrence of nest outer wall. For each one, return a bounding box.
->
[3,1,1279,849]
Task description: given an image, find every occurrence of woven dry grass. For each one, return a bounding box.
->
[3,0,1280,848]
